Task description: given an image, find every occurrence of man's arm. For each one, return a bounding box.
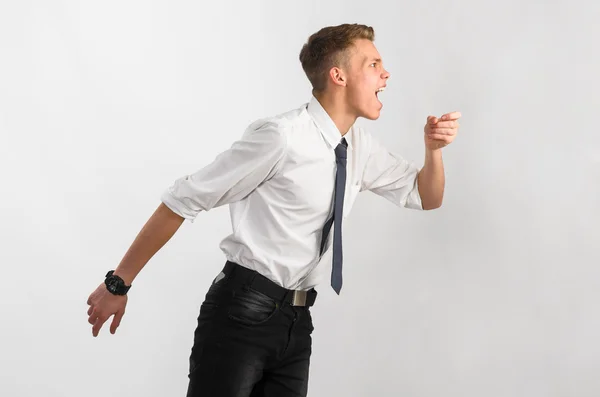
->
[160,119,288,221]
[86,203,184,337]
[417,148,444,210]
[110,119,287,285]
[417,111,461,209]
[359,132,424,211]
[112,202,185,285]
[87,119,287,337]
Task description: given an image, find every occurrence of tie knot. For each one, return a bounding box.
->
[335,138,347,159]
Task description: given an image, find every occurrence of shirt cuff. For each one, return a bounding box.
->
[160,188,199,223]
[404,170,424,210]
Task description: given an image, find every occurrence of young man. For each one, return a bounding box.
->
[86,23,460,396]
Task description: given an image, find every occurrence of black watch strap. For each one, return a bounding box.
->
[104,270,131,295]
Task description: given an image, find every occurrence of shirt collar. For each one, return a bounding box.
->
[307,95,353,150]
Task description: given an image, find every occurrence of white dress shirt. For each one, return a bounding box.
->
[161,96,423,291]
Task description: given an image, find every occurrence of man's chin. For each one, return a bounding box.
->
[362,108,381,120]
[355,100,382,120]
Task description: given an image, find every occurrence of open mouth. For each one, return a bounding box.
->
[375,86,385,98]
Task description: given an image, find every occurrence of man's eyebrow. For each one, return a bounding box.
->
[365,57,382,64]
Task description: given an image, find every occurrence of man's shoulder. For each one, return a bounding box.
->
[274,101,310,124]
[246,101,309,133]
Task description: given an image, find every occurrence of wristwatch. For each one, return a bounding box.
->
[104,270,131,296]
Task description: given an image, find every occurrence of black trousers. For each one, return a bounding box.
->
[186,262,316,397]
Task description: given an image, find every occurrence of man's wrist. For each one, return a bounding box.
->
[105,270,132,295]
[111,270,133,286]
[425,147,442,157]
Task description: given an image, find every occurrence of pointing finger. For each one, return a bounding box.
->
[441,111,461,121]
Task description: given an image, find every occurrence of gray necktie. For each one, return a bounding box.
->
[319,137,347,294]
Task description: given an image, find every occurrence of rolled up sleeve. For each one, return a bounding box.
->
[361,135,423,210]
[161,119,288,221]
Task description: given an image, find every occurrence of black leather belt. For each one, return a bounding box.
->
[222,261,317,307]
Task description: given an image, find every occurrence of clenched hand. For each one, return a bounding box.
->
[424,111,461,150]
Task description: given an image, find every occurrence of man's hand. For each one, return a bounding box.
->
[87,283,128,337]
[424,112,461,150]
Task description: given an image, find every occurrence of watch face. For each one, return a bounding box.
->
[107,279,118,292]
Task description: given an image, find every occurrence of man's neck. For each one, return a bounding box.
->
[313,91,357,136]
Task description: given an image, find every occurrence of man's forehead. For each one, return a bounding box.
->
[351,39,381,62]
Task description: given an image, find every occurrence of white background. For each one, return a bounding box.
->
[1,1,599,396]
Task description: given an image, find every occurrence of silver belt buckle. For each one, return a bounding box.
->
[292,290,307,306]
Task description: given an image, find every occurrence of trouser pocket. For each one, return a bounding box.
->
[227,287,279,326]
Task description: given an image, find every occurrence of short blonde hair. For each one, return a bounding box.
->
[299,23,375,92]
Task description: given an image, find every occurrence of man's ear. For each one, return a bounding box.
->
[329,67,347,87]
